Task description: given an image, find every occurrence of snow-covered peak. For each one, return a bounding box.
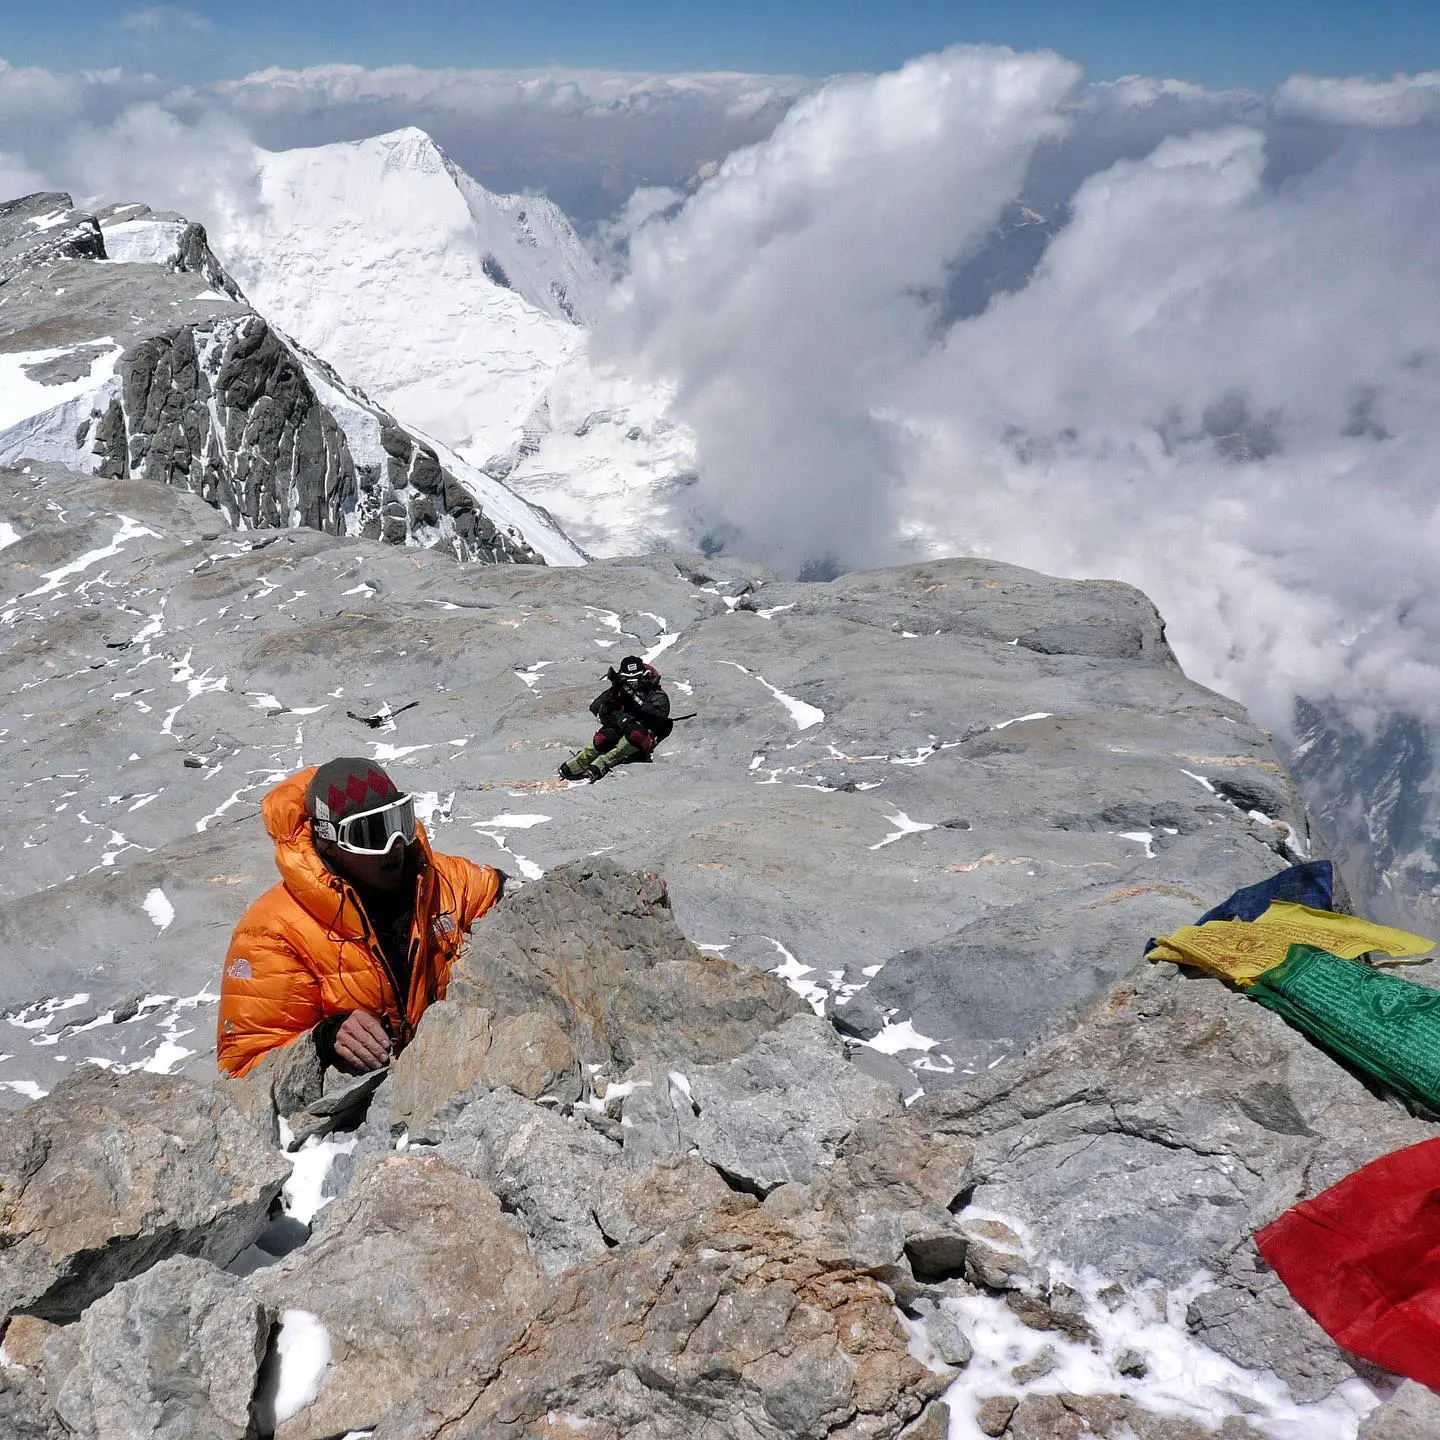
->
[237,127,603,326]
[212,128,608,463]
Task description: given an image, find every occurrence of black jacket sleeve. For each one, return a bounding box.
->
[633,689,670,728]
[313,1012,356,1073]
[589,687,619,721]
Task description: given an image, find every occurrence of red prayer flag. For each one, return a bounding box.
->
[1256,1136,1440,1390]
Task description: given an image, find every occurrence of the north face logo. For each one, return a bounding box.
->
[225,957,253,980]
[432,914,456,937]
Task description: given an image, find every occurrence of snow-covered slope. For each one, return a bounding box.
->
[483,351,699,557]
[213,128,605,464]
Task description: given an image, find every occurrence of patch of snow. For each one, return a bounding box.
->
[142,888,175,931]
[15,513,159,601]
[1117,830,1157,859]
[412,791,455,827]
[279,1122,360,1225]
[256,1309,332,1429]
[643,630,681,665]
[516,660,553,689]
[862,1018,940,1055]
[8,993,91,1031]
[475,813,550,829]
[369,742,433,762]
[720,661,823,729]
[0,1080,47,1100]
[871,811,937,850]
[472,822,544,881]
[994,711,1055,730]
[764,936,828,1015]
[936,1245,1383,1440]
[100,217,187,267]
[0,340,122,435]
[0,523,20,551]
[142,1039,193,1074]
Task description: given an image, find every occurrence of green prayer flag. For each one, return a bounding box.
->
[1251,944,1440,1112]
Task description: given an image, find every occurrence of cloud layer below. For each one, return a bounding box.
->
[602,51,1440,737]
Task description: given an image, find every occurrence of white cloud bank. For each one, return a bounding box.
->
[0,58,807,224]
[601,46,1440,735]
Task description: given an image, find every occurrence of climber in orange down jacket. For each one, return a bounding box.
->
[217,758,504,1078]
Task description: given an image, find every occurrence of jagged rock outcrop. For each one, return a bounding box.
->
[0,1070,288,1324]
[0,193,106,285]
[43,1256,270,1440]
[373,1200,949,1440]
[442,859,810,1071]
[918,955,1435,1400]
[0,190,564,563]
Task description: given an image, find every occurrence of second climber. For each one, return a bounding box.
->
[559,655,672,782]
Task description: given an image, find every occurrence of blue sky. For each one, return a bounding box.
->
[6,0,1440,90]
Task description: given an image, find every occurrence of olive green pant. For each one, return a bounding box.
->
[561,735,642,779]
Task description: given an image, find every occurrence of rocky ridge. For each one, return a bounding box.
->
[0,857,1426,1440]
[0,457,1435,1436]
[0,190,583,565]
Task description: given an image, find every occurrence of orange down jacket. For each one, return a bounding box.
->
[216,766,503,1077]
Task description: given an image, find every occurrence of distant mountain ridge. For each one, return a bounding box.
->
[0,189,584,566]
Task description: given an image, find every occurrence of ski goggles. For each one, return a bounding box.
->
[314,793,418,855]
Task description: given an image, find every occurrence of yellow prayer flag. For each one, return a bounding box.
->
[1146,902,1434,987]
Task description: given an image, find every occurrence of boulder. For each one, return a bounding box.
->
[437,1086,627,1275]
[1004,1392,1265,1439]
[0,1070,288,1323]
[0,1365,61,1439]
[387,1001,581,1143]
[249,1152,547,1440]
[44,1256,269,1440]
[369,1200,949,1440]
[680,1014,903,1195]
[219,1034,326,1144]
[1359,1382,1440,1440]
[445,858,808,1071]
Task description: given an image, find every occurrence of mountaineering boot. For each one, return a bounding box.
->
[585,736,642,782]
[559,741,603,779]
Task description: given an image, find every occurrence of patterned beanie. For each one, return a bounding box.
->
[306,757,402,826]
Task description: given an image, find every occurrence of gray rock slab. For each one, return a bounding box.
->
[0,460,1337,1112]
[437,1085,626,1275]
[45,1255,269,1440]
[0,1069,288,1323]
[0,1364,61,1439]
[917,959,1437,1399]
[682,1013,902,1194]
[843,880,1209,1082]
